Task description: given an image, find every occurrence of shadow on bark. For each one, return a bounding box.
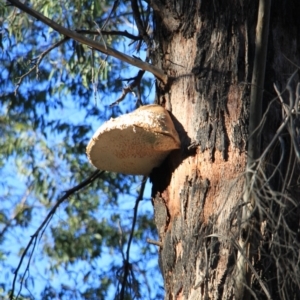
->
[150,111,194,194]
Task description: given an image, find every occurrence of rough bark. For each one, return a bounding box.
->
[150,1,300,299]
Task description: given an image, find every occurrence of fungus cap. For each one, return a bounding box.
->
[86,104,181,175]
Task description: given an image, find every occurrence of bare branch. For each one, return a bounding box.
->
[247,0,271,164]
[256,71,298,166]
[10,170,104,300]
[119,176,147,300]
[131,0,151,46]
[146,238,162,247]
[14,37,69,94]
[110,70,145,107]
[7,0,168,84]
[75,29,141,41]
[238,0,272,298]
[101,0,120,30]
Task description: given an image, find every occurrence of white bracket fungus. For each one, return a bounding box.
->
[86,104,181,175]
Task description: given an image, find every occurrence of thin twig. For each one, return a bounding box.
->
[110,70,145,107]
[14,37,69,94]
[256,71,298,165]
[131,0,151,47]
[146,238,162,247]
[7,0,168,84]
[238,0,271,298]
[247,0,271,164]
[75,29,141,41]
[101,0,120,30]
[119,176,147,300]
[9,170,104,300]
[93,21,107,50]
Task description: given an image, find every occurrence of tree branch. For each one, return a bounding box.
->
[131,0,151,46]
[109,70,145,107]
[14,36,69,94]
[119,176,147,300]
[10,170,104,300]
[7,0,168,84]
[75,29,141,41]
[247,0,271,164]
[100,0,120,30]
[237,0,272,298]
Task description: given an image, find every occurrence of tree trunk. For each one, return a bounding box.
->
[150,1,300,299]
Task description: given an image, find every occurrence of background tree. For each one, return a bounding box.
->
[2,0,300,300]
[1,0,162,299]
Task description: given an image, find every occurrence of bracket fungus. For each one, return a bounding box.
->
[86,104,181,175]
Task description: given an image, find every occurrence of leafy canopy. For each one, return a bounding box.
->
[0,0,162,299]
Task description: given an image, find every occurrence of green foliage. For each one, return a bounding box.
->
[0,0,161,299]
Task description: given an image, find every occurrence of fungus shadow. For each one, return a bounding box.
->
[150,111,195,195]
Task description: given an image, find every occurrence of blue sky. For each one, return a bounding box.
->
[0,9,163,298]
